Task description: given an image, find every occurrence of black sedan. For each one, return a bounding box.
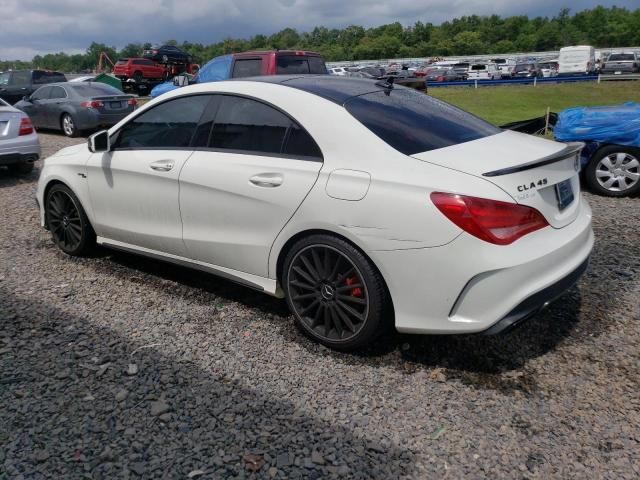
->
[143,45,192,64]
[14,83,136,137]
[425,67,464,82]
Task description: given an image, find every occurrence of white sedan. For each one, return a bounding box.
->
[36,76,593,351]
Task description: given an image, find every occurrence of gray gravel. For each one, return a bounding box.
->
[1,132,639,479]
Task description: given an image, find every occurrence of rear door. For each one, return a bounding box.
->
[86,94,211,255]
[179,94,323,277]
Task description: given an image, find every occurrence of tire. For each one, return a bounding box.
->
[133,71,143,82]
[61,113,78,138]
[8,162,34,175]
[282,234,390,351]
[585,145,640,197]
[45,184,96,256]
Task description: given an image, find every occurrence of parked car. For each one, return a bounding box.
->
[113,58,167,82]
[600,52,640,75]
[513,63,542,78]
[538,61,558,77]
[451,63,470,79]
[150,50,327,98]
[143,45,192,64]
[466,63,500,80]
[0,97,40,174]
[329,67,348,76]
[425,67,462,82]
[0,70,67,104]
[558,45,596,76]
[37,76,592,351]
[491,58,516,78]
[14,82,136,137]
[555,103,640,197]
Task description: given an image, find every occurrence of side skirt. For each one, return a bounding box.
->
[96,236,283,298]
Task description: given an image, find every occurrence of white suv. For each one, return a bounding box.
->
[467,63,500,80]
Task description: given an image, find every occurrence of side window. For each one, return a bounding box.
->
[210,96,290,155]
[49,86,67,99]
[11,71,31,85]
[232,59,262,78]
[31,87,51,101]
[133,59,143,65]
[208,95,322,160]
[283,123,322,159]
[114,95,210,149]
[308,56,327,74]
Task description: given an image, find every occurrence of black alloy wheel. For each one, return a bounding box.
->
[283,235,389,351]
[46,184,95,256]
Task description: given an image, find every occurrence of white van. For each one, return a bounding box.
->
[466,63,500,80]
[558,46,596,76]
[491,58,516,78]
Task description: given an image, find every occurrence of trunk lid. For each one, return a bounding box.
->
[412,130,583,228]
[0,106,24,141]
[91,96,133,114]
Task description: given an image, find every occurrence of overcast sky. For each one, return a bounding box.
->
[1,0,636,60]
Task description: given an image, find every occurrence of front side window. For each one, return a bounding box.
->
[209,95,322,159]
[114,95,209,149]
[31,86,51,101]
[232,59,263,78]
[11,71,30,85]
[345,88,500,155]
[0,72,10,85]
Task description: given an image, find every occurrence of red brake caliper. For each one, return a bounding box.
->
[345,276,363,298]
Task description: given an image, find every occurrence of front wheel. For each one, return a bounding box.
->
[282,234,390,351]
[61,113,78,138]
[585,146,640,197]
[45,184,95,256]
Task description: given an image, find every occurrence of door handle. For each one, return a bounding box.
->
[150,160,175,172]
[249,173,283,187]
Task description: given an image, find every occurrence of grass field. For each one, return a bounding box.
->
[429,81,640,126]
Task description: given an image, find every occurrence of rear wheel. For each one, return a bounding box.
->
[133,71,143,82]
[585,146,640,197]
[282,234,390,351]
[45,184,95,256]
[61,113,78,137]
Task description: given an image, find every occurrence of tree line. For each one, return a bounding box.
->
[1,6,638,73]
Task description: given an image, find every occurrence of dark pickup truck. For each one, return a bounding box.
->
[0,70,67,105]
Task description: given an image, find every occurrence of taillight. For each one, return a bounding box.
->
[430,192,549,245]
[81,100,103,109]
[127,98,137,106]
[19,117,34,136]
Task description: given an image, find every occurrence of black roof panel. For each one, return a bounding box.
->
[237,75,388,105]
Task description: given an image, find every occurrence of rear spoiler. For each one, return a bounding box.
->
[482,142,584,177]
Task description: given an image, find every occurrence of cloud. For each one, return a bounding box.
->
[0,0,636,60]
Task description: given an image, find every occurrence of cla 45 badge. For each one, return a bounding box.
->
[517,178,548,192]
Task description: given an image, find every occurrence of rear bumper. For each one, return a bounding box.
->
[481,257,589,335]
[374,196,593,334]
[75,110,131,130]
[0,152,40,166]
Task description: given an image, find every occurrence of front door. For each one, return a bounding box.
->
[179,94,323,277]
[86,94,212,256]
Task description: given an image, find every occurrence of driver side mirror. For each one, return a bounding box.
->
[172,75,189,87]
[88,130,110,153]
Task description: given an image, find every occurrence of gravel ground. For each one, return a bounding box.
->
[1,132,639,479]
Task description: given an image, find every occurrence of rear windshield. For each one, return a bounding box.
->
[608,54,635,61]
[69,83,123,96]
[345,88,500,155]
[116,59,128,65]
[470,64,487,70]
[276,55,327,74]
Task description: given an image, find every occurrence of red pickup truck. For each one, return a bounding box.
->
[228,50,327,77]
[112,58,167,82]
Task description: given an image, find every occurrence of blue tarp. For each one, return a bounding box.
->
[150,54,233,98]
[554,102,640,147]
